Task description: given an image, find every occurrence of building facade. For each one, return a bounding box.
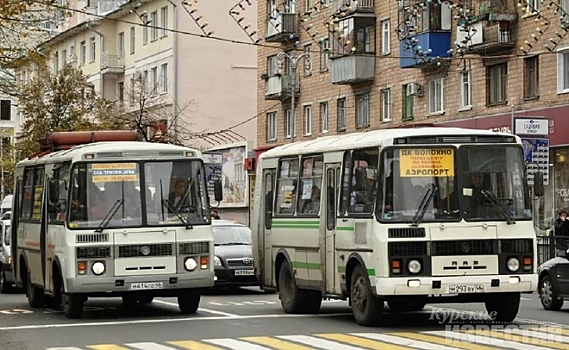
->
[256,0,569,232]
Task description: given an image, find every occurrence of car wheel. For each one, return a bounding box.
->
[540,275,564,311]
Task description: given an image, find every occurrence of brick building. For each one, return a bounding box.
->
[255,0,569,230]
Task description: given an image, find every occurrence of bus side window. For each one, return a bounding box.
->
[264,172,274,229]
[49,163,71,223]
[338,151,352,216]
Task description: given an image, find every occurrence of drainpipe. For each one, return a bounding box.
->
[86,20,105,97]
[166,0,179,143]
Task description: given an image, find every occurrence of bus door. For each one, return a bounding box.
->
[324,163,341,294]
[262,169,276,287]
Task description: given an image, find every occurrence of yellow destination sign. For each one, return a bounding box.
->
[399,148,454,177]
[91,163,137,170]
[92,175,138,183]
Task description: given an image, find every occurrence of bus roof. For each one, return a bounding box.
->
[259,127,519,159]
[17,141,203,167]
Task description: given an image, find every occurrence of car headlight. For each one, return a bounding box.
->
[214,256,222,266]
[507,257,520,272]
[91,261,105,275]
[408,260,422,274]
[185,257,197,271]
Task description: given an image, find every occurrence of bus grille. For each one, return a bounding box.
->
[388,242,429,257]
[118,244,173,258]
[388,228,426,238]
[178,242,209,255]
[499,239,533,253]
[432,240,498,256]
[76,233,109,243]
[76,246,112,259]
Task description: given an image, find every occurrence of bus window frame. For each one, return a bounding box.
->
[341,147,380,219]
[296,154,324,217]
[19,166,46,223]
[273,156,300,218]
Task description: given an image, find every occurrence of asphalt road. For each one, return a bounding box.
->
[0,287,568,350]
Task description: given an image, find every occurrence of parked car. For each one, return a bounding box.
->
[537,247,569,310]
[212,220,259,288]
[0,218,14,293]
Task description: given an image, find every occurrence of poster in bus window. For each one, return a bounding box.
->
[281,161,290,178]
[90,163,139,183]
[303,158,313,177]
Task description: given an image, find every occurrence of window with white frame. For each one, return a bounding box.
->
[267,112,277,140]
[118,32,125,57]
[525,0,539,13]
[142,15,148,44]
[428,78,444,114]
[381,88,391,121]
[130,27,135,54]
[151,11,158,41]
[320,39,329,71]
[557,48,569,93]
[562,0,569,26]
[89,37,96,63]
[320,102,328,132]
[150,67,158,95]
[285,109,296,138]
[62,49,67,66]
[381,20,390,54]
[487,63,507,104]
[304,44,312,75]
[304,105,312,135]
[402,84,414,121]
[160,6,168,37]
[356,93,370,128]
[460,71,472,108]
[80,41,86,65]
[161,63,168,93]
[53,52,59,73]
[337,98,346,130]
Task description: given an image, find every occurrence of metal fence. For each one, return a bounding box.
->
[537,235,569,265]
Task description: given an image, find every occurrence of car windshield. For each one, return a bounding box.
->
[213,226,252,245]
[68,160,209,229]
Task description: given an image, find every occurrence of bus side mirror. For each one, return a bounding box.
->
[214,180,223,202]
[534,171,544,197]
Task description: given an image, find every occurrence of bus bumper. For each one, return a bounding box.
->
[374,274,537,296]
[64,271,215,295]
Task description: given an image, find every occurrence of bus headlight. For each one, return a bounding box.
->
[91,261,105,275]
[214,256,222,266]
[408,260,422,274]
[184,257,197,271]
[507,258,520,272]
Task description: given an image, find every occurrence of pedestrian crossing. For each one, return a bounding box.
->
[46,326,569,350]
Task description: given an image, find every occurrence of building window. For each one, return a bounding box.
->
[337,97,346,131]
[320,39,329,71]
[428,78,444,114]
[285,109,296,138]
[142,14,148,44]
[62,49,67,65]
[399,0,450,33]
[267,111,277,141]
[460,71,472,108]
[403,84,414,121]
[151,11,158,41]
[487,63,507,104]
[160,6,168,37]
[557,48,569,93]
[381,88,391,122]
[118,82,124,106]
[320,102,328,133]
[356,93,370,128]
[89,37,96,63]
[304,105,312,135]
[53,52,59,73]
[525,0,539,13]
[381,20,390,54]
[331,17,375,56]
[524,56,539,98]
[1,100,11,121]
[304,44,312,75]
[118,32,125,57]
[150,67,158,95]
[130,27,135,54]
[80,41,86,65]
[161,63,168,93]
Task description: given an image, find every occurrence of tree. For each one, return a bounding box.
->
[102,74,200,146]
[15,63,124,160]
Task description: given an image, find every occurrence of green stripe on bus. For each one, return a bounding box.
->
[273,220,319,224]
[272,224,319,229]
[338,266,375,276]
[292,261,322,270]
[337,226,354,231]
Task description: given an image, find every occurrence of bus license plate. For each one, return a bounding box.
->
[449,285,484,293]
[130,282,163,290]
[235,270,254,276]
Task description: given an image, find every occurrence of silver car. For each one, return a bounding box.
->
[0,218,14,293]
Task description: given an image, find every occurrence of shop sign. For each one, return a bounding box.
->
[514,118,549,136]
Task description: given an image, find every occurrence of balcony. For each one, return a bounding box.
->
[264,75,299,100]
[399,32,452,68]
[459,17,517,55]
[265,13,299,43]
[101,52,125,75]
[331,0,374,15]
[331,55,375,85]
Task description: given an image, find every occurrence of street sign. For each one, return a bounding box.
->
[514,118,549,136]
[521,138,549,186]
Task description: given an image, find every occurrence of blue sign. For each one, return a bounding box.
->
[521,138,549,185]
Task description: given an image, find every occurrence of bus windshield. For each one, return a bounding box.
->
[68,160,209,229]
[377,145,531,223]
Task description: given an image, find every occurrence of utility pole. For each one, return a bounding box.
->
[276,51,310,143]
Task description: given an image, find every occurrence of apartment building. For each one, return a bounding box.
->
[255,0,569,227]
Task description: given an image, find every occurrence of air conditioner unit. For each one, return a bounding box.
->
[406,83,422,96]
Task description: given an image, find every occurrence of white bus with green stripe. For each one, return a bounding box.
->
[251,127,542,326]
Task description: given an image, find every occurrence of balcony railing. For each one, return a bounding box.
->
[265,13,299,42]
[331,55,375,84]
[331,0,374,14]
[264,75,299,100]
[101,52,125,75]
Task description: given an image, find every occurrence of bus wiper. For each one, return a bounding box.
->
[480,190,515,225]
[411,184,437,227]
[94,199,124,233]
[160,199,193,229]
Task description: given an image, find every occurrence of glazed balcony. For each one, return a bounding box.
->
[331,55,375,84]
[264,75,299,100]
[265,13,300,43]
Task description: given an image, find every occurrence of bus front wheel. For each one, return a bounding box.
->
[178,289,200,314]
[278,261,321,314]
[484,292,520,322]
[350,265,383,326]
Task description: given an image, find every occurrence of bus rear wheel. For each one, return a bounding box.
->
[350,265,383,326]
[484,292,520,322]
[26,271,45,308]
[278,261,321,314]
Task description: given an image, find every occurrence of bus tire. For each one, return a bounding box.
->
[539,275,564,311]
[484,292,520,322]
[138,295,154,304]
[122,295,138,307]
[350,264,383,326]
[0,270,12,294]
[178,289,200,314]
[387,297,427,312]
[63,293,84,319]
[26,271,45,308]
[278,261,309,314]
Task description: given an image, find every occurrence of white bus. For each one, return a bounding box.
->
[251,127,542,326]
[11,131,222,318]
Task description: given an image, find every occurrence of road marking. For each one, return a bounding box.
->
[125,342,179,349]
[461,329,569,349]
[206,301,277,306]
[46,348,83,350]
[278,335,366,350]
[208,302,224,305]
[316,333,410,350]
[152,300,238,317]
[204,338,273,350]
[87,346,129,350]
[350,333,466,350]
[167,340,224,350]
[0,312,353,331]
[383,332,497,350]
[425,330,549,350]
[240,336,313,350]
